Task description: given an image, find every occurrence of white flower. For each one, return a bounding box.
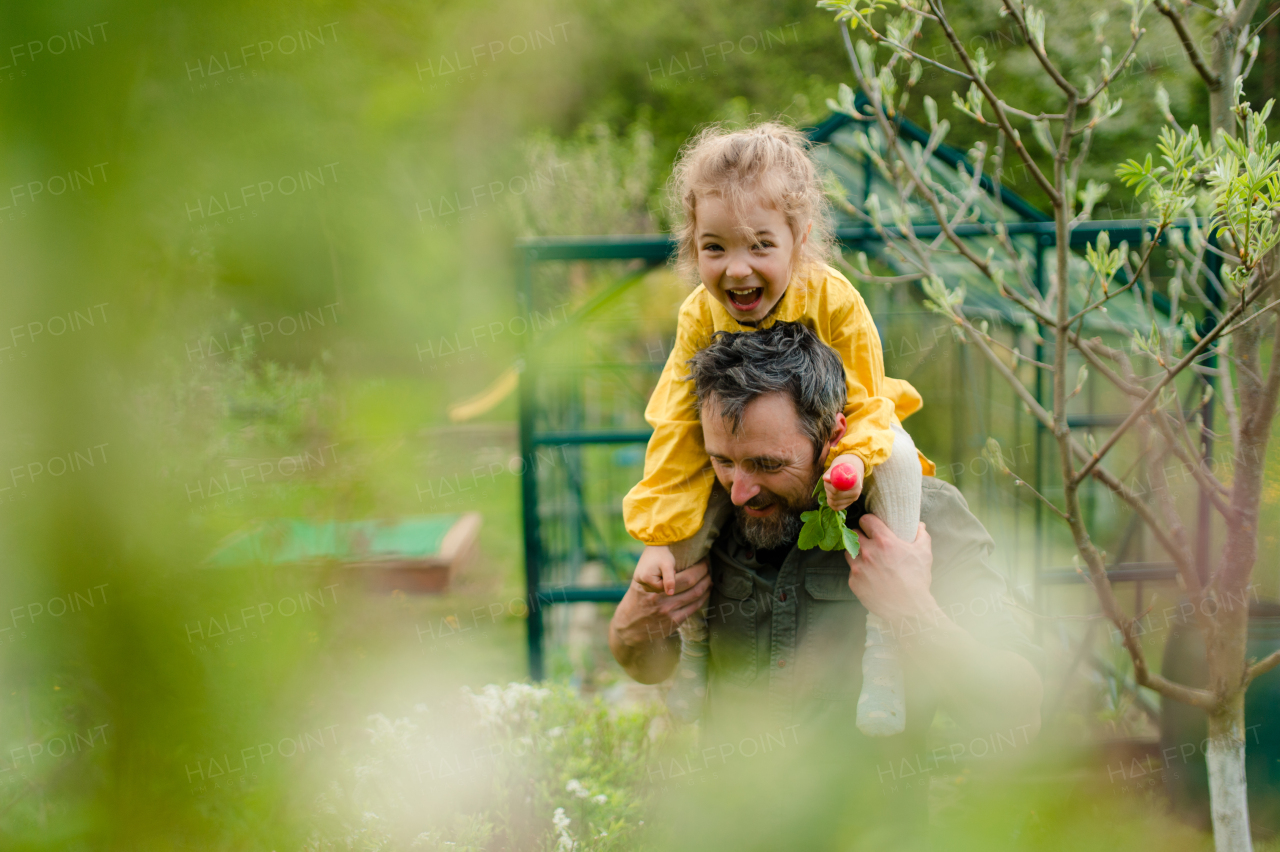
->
[463,683,551,727]
[593,794,608,804]
[552,806,576,851]
[365,713,418,749]
[566,778,590,798]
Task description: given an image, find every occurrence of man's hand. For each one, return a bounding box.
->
[848,515,1044,737]
[823,454,865,511]
[845,514,941,627]
[609,559,712,684]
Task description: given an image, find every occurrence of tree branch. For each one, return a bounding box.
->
[1000,0,1078,97]
[1065,226,1168,327]
[1246,648,1280,686]
[1154,0,1220,87]
[924,0,1061,203]
[1072,275,1271,485]
[1229,0,1265,33]
[1080,27,1148,106]
[952,310,1201,587]
[1150,410,1236,520]
[840,26,1014,284]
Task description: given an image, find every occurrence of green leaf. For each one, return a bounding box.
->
[841,524,861,557]
[798,510,824,550]
[801,482,859,554]
[820,508,843,550]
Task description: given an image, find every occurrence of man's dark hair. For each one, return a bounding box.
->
[686,321,847,461]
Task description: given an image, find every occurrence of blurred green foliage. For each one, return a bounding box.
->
[0,0,1277,848]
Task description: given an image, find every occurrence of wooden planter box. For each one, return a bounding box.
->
[209,513,483,594]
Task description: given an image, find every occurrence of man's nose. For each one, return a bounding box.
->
[730,474,760,506]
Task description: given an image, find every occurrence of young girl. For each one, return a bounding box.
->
[622,121,935,731]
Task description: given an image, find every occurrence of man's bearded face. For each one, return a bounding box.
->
[701,391,835,551]
[734,474,819,550]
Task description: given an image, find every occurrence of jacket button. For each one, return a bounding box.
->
[778,660,786,668]
[779,592,787,602]
[745,549,755,561]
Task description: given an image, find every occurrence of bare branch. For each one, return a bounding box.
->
[1072,334,1147,397]
[924,0,1061,203]
[1000,0,1078,97]
[1085,454,1201,586]
[1002,468,1071,519]
[1229,0,1266,33]
[1218,296,1280,338]
[1063,471,1216,709]
[1140,430,1219,638]
[842,268,931,285]
[1065,228,1167,327]
[1072,275,1272,485]
[1154,0,1220,87]
[1003,105,1069,122]
[1219,336,1242,452]
[1137,672,1218,708]
[1150,410,1236,520]
[1247,648,1280,686]
[1081,27,1148,106]
[840,28,1016,283]
[958,312,1055,366]
[951,304,1204,588]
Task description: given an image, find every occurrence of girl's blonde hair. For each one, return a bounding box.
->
[669,121,835,282]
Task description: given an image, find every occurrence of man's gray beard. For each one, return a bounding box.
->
[734,492,813,550]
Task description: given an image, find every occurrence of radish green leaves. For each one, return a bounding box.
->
[797,481,860,556]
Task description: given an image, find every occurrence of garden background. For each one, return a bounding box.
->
[0,0,1278,849]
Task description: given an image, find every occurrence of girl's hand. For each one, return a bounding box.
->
[823,454,865,511]
[634,545,678,595]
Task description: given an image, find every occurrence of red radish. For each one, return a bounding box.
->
[830,462,859,491]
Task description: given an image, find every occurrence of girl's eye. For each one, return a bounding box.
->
[702,243,723,253]
[752,242,774,251]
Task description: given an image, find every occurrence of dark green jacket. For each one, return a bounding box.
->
[682,476,1041,841]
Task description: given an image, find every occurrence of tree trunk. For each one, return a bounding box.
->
[1208,0,1261,140]
[1207,695,1253,852]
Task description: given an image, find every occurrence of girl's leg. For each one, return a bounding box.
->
[666,482,732,722]
[864,421,922,542]
[858,421,921,737]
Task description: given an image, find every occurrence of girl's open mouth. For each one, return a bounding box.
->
[726,287,763,312]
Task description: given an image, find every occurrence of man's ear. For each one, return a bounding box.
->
[823,413,848,462]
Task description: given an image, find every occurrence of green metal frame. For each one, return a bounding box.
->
[516,109,1213,681]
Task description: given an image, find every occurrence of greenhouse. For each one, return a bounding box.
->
[512,101,1196,681]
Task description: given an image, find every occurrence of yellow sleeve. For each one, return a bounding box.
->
[622,292,716,546]
[824,286,899,471]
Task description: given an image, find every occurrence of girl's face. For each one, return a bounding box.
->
[695,193,806,325]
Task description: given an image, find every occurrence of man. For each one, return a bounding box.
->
[609,322,1042,834]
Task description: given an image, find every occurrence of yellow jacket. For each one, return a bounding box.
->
[623,263,935,546]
